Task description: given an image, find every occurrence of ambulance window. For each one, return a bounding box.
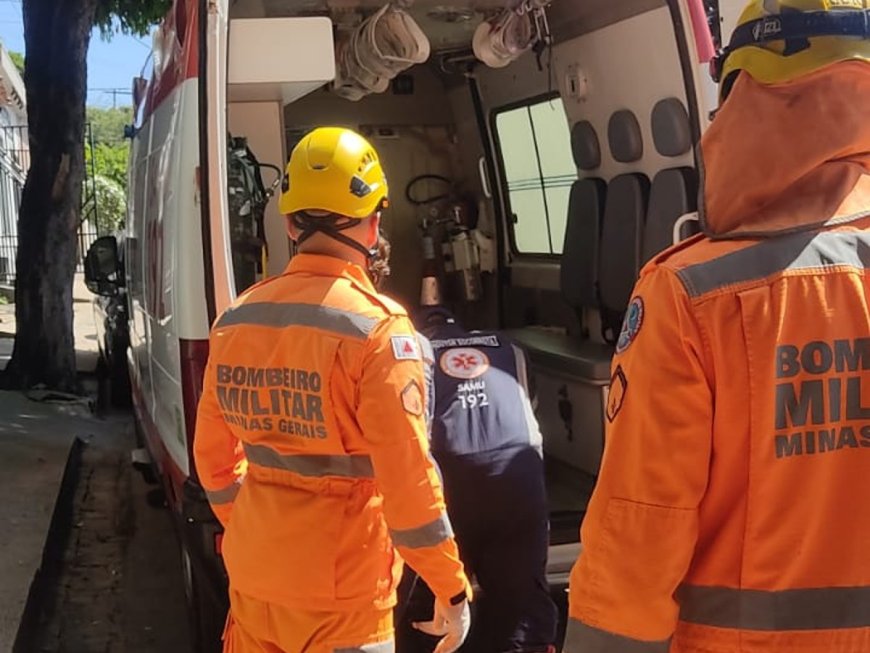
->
[494,95,576,255]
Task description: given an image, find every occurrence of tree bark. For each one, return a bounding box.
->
[3,0,99,392]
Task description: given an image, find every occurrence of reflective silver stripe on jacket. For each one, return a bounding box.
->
[677,229,870,298]
[678,584,870,631]
[243,443,374,479]
[562,618,670,653]
[390,513,453,549]
[334,640,394,653]
[204,481,242,505]
[215,302,379,339]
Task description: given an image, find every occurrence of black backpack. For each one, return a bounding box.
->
[227,134,270,292]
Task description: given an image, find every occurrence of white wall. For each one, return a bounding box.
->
[227,102,290,278]
[552,6,695,182]
[468,5,695,296]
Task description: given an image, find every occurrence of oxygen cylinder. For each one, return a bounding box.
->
[420,232,443,306]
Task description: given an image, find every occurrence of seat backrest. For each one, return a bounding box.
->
[561,179,606,311]
[642,98,699,262]
[598,109,649,343]
[651,97,692,158]
[598,173,650,342]
[642,167,698,263]
[560,120,606,312]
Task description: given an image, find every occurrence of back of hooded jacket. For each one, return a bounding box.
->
[565,64,870,653]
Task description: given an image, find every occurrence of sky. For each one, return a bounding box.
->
[0,0,154,109]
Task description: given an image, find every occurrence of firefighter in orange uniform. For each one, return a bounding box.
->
[194,127,472,653]
[563,2,870,652]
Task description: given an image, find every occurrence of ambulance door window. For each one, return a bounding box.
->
[493,95,576,256]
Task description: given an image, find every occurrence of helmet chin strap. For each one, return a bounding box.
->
[294,214,376,262]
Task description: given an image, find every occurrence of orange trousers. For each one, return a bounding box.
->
[223,589,395,653]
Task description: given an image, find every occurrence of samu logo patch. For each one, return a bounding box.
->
[439,348,490,380]
[616,297,644,355]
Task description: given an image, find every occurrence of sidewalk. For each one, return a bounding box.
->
[0,275,108,649]
[0,391,129,650]
[0,273,100,374]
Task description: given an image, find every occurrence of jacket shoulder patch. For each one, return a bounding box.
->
[401,380,424,416]
[615,297,644,355]
[392,335,421,360]
[606,365,628,422]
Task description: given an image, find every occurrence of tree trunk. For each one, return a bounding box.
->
[3,0,98,392]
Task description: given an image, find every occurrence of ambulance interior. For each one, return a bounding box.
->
[223,0,713,567]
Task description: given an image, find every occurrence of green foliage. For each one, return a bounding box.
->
[95,0,173,38]
[8,50,23,75]
[84,0,171,232]
[84,175,127,234]
[85,107,131,230]
[86,106,132,146]
[86,142,128,188]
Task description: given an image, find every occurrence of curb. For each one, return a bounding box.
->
[12,436,85,652]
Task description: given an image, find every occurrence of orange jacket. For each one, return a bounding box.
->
[565,64,870,652]
[193,253,470,612]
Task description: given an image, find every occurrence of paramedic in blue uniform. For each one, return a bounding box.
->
[401,305,557,653]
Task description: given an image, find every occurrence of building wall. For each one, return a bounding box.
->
[0,44,28,282]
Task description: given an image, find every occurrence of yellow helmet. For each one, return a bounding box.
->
[279,127,389,219]
[714,0,870,101]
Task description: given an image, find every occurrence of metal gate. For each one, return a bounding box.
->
[0,123,115,285]
[0,125,28,285]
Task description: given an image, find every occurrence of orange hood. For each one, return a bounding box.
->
[700,61,870,238]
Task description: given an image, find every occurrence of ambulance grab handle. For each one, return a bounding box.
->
[478,156,492,199]
[673,212,700,245]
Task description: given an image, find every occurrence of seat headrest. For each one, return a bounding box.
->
[651,98,692,157]
[571,121,601,171]
[608,110,643,163]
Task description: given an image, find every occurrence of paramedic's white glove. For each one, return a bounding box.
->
[413,598,471,653]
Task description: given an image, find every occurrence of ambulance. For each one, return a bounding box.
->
[84,0,743,649]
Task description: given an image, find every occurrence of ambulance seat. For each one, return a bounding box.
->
[595,109,650,341]
[508,120,612,385]
[642,167,698,263]
[642,98,699,263]
[598,172,650,342]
